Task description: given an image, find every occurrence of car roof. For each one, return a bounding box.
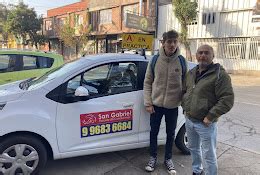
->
[0,49,63,59]
[79,53,149,64]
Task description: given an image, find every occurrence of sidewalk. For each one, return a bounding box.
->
[230,74,260,87]
[105,142,260,175]
[42,142,260,175]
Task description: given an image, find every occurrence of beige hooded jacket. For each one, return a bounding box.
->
[143,47,186,109]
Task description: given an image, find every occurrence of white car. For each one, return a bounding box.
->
[0,53,196,174]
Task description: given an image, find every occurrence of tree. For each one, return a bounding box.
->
[0,3,9,43]
[57,16,91,56]
[172,0,198,61]
[5,2,46,48]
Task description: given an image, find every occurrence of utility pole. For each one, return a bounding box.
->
[139,0,143,16]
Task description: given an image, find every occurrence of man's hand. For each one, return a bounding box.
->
[203,117,212,127]
[145,106,155,114]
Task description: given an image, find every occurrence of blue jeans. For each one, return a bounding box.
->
[150,106,178,160]
[185,117,218,175]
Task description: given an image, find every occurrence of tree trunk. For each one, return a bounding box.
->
[184,41,192,62]
[181,23,192,61]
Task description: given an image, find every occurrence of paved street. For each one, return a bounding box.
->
[219,86,260,154]
[41,77,260,175]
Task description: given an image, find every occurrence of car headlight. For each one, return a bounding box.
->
[0,103,6,110]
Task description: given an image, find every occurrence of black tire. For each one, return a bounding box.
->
[175,125,190,155]
[0,135,47,175]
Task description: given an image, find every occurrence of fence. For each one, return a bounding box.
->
[192,37,260,73]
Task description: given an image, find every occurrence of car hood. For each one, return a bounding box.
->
[0,80,25,102]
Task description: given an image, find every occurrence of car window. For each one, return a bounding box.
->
[28,59,87,90]
[0,55,10,72]
[23,55,54,70]
[67,75,81,95]
[37,56,54,68]
[0,54,56,73]
[23,55,37,70]
[0,54,22,72]
[84,64,109,81]
[65,62,138,99]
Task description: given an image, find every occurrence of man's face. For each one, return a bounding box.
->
[162,38,179,56]
[196,45,214,68]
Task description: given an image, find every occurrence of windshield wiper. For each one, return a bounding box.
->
[19,77,36,90]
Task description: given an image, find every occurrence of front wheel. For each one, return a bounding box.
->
[0,135,47,175]
[175,125,190,155]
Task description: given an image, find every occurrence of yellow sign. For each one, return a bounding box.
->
[122,33,154,50]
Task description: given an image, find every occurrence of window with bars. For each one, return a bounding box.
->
[202,12,216,25]
[89,11,100,31]
[75,14,84,27]
[100,9,112,24]
[45,20,53,31]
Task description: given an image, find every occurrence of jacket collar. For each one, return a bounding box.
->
[191,63,221,78]
[159,47,180,62]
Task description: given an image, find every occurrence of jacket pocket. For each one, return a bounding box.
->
[190,98,208,117]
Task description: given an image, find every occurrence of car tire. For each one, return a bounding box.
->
[0,135,47,175]
[175,125,190,155]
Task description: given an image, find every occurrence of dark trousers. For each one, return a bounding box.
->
[150,106,178,160]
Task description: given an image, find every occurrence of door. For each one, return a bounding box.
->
[56,61,142,153]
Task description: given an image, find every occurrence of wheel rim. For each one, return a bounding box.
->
[0,144,39,175]
[184,132,188,146]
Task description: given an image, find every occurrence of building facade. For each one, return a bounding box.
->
[157,0,260,73]
[43,0,156,60]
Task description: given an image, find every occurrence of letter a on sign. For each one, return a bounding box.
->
[126,35,133,42]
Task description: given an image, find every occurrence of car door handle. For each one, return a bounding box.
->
[123,103,134,108]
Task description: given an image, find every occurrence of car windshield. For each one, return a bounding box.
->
[22,59,85,90]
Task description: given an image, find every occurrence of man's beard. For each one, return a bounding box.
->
[198,61,210,69]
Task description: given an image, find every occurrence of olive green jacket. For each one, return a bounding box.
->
[182,63,234,122]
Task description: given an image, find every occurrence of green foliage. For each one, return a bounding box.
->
[57,16,91,51]
[172,0,197,25]
[5,2,44,48]
[0,3,9,41]
[172,0,198,60]
[58,21,77,48]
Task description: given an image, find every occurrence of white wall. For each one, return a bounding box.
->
[157,0,257,40]
[156,0,260,72]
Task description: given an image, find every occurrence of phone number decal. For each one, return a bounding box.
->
[80,109,133,137]
[81,121,132,137]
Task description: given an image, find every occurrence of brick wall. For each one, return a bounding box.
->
[47,1,88,17]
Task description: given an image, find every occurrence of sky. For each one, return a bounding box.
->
[0,0,80,16]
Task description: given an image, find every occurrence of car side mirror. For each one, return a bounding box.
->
[75,86,89,97]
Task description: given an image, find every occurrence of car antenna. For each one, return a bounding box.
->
[140,48,147,59]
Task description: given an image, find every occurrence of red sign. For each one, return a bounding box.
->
[80,109,132,127]
[80,109,133,137]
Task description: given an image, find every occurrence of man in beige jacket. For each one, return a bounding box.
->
[144,30,187,175]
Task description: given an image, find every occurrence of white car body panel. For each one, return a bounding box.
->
[0,87,60,158]
[0,53,197,160]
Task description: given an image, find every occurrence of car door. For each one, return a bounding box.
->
[56,61,143,153]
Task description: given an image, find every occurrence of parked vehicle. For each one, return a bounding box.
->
[0,49,64,85]
[0,53,196,174]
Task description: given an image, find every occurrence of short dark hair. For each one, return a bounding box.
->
[162,30,179,43]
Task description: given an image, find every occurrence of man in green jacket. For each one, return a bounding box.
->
[182,44,234,175]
